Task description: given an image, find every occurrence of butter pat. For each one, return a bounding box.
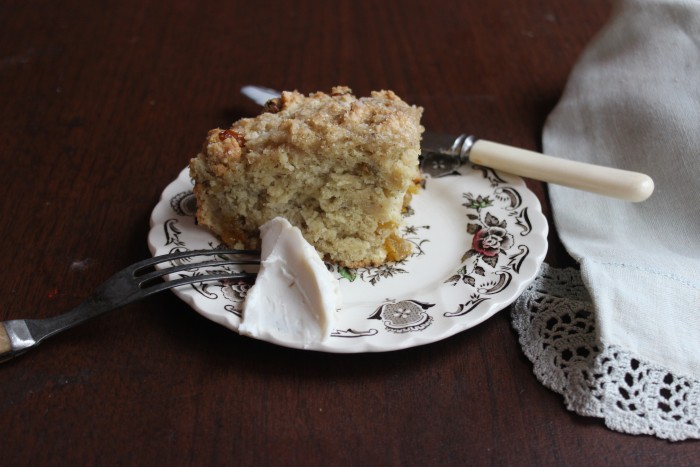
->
[239,217,340,347]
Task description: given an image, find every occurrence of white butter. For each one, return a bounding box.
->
[239,217,340,347]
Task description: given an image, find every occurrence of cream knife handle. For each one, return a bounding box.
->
[469,140,654,202]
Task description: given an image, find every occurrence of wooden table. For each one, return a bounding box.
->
[2,0,697,464]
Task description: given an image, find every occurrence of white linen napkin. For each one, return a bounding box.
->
[511,0,700,441]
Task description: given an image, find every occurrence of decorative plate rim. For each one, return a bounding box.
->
[147,166,548,353]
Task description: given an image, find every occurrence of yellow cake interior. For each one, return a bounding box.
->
[189,86,424,267]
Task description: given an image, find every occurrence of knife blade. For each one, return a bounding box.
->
[240,86,654,202]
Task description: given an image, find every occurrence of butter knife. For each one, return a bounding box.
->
[241,86,654,202]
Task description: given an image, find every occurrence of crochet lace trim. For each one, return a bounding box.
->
[511,264,700,441]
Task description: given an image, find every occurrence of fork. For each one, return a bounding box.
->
[0,249,259,362]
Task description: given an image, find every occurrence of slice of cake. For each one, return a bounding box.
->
[189,86,424,267]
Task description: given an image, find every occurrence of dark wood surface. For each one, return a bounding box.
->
[1,0,698,465]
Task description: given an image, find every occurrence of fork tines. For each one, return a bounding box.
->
[136,249,260,293]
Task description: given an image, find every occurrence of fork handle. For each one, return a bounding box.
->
[0,321,36,362]
[0,324,11,356]
[469,140,655,202]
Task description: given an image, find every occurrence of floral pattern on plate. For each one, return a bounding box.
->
[148,165,547,353]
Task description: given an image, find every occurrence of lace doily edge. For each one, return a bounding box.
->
[511,263,700,442]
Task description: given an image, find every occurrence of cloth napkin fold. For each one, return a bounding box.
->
[512,0,700,441]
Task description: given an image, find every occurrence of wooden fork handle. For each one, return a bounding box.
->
[0,324,12,357]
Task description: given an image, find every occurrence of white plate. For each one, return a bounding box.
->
[148,166,548,353]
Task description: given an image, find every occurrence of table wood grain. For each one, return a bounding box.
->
[1,0,698,465]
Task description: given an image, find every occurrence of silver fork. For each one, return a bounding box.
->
[0,249,259,362]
